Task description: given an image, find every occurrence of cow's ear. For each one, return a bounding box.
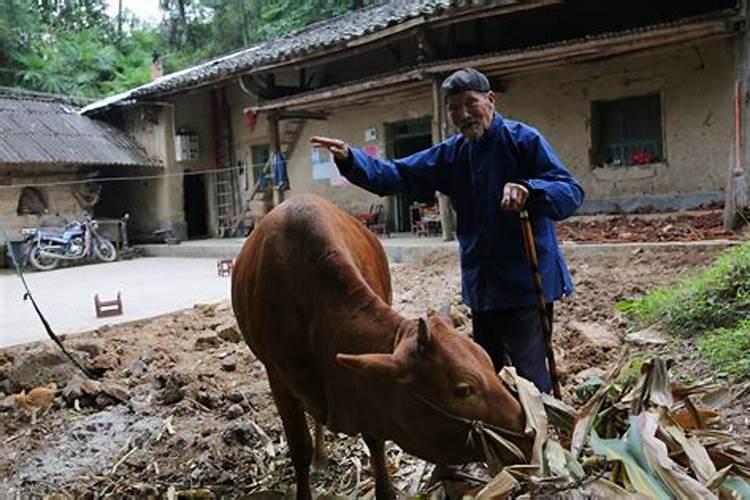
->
[417,318,432,356]
[336,353,412,382]
[435,304,454,326]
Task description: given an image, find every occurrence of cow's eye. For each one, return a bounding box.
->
[455,384,475,399]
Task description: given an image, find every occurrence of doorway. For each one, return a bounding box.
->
[184,173,208,238]
[385,117,434,232]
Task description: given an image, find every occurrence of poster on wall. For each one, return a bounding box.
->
[329,165,350,187]
[310,147,332,181]
[311,146,352,187]
[363,144,380,159]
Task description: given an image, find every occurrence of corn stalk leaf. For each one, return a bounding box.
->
[570,358,626,458]
[541,393,577,434]
[657,410,716,484]
[584,478,651,499]
[475,469,519,500]
[705,465,732,491]
[636,412,717,499]
[544,439,586,482]
[721,475,750,499]
[591,426,672,499]
[499,367,547,469]
[628,359,673,414]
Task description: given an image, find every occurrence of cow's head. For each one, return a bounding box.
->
[336,313,529,464]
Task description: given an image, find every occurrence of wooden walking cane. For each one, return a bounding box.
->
[519,210,562,398]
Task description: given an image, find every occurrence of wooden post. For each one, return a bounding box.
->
[725,1,750,229]
[269,111,281,154]
[268,112,284,206]
[432,78,455,241]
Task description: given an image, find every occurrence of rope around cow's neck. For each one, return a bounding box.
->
[410,390,528,465]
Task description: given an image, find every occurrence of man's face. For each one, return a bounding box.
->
[446,90,496,140]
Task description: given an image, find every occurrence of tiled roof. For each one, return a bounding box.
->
[0,95,157,167]
[81,0,504,113]
[81,1,739,115]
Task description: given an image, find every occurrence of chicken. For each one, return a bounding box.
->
[15,383,57,425]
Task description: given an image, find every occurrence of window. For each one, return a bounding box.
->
[250,144,270,185]
[592,94,663,166]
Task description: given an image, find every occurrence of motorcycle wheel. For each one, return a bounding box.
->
[93,238,118,262]
[29,245,59,271]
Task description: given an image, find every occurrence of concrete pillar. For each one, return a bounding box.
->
[157,104,187,240]
[432,78,456,241]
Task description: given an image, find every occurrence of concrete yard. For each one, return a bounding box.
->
[0,257,231,347]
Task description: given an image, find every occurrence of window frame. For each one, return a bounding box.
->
[590,92,666,168]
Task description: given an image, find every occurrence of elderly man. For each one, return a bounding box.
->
[311,68,584,393]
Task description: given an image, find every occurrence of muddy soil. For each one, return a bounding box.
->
[1,245,748,498]
[556,209,739,242]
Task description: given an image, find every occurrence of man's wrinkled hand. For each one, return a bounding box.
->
[500,182,529,212]
[310,136,350,162]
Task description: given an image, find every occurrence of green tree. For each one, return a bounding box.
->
[4,0,378,98]
[0,0,42,87]
[195,0,377,53]
[13,22,161,97]
[35,0,111,32]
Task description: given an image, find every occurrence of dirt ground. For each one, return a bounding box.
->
[556,209,740,242]
[1,216,749,498]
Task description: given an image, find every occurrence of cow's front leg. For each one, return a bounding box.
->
[268,373,313,500]
[363,434,396,500]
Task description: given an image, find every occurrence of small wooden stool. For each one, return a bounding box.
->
[95,292,123,318]
[217,258,234,277]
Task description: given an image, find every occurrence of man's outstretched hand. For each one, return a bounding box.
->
[310,136,350,162]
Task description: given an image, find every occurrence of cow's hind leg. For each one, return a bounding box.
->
[268,372,313,500]
[312,420,328,470]
[363,434,397,500]
[304,414,328,471]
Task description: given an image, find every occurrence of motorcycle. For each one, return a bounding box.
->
[21,214,118,271]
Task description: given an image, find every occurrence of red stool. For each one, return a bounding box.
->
[217,258,234,277]
[95,292,123,318]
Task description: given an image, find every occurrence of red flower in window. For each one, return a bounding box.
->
[631,150,654,165]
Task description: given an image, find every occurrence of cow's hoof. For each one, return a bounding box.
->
[374,487,398,500]
[312,456,328,472]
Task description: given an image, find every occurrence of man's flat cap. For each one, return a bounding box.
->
[441,68,490,97]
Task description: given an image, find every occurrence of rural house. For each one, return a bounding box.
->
[0,91,156,266]
[82,0,746,240]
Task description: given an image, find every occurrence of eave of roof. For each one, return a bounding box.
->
[252,11,739,113]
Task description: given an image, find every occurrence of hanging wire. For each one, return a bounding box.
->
[0,220,98,379]
[0,165,244,190]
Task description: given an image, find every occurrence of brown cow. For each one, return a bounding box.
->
[232,194,530,499]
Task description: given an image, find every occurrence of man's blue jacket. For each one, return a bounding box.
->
[338,113,584,311]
